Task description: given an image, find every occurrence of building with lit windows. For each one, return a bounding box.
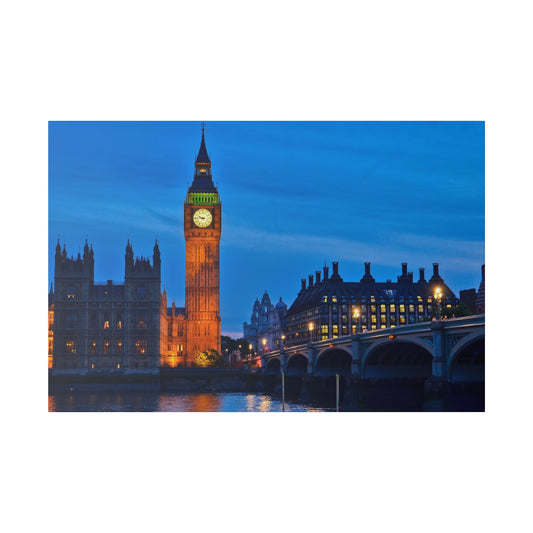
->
[285,261,458,346]
[51,239,162,374]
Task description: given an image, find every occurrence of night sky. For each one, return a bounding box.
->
[49,121,484,337]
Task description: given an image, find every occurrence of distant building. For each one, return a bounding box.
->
[243,291,287,353]
[475,264,485,313]
[285,261,457,345]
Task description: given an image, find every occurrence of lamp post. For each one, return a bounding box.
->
[353,306,361,334]
[308,322,314,342]
[281,334,286,350]
[261,337,267,355]
[434,287,442,320]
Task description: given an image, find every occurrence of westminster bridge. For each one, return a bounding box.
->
[259,315,485,383]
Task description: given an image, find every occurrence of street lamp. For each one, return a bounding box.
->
[281,334,286,349]
[353,306,361,333]
[248,343,253,359]
[261,337,267,354]
[434,287,442,320]
[308,322,314,342]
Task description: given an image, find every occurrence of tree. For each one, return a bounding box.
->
[420,301,473,321]
[194,349,225,368]
[221,336,251,358]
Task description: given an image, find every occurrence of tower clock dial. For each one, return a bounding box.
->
[193,208,212,228]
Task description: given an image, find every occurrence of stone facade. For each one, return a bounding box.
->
[51,239,161,374]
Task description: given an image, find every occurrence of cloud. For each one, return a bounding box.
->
[223,226,484,273]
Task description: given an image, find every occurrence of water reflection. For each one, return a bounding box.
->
[48,391,331,412]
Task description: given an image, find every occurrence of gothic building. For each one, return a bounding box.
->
[51,239,162,373]
[243,292,287,353]
[285,261,458,346]
[50,127,222,373]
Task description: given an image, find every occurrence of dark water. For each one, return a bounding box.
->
[48,380,484,412]
[48,391,332,412]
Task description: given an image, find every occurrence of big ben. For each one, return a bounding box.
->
[184,125,221,361]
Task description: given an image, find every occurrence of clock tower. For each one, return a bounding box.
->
[184,125,221,362]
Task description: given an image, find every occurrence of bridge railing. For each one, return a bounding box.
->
[265,314,485,359]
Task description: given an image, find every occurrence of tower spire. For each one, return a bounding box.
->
[195,123,211,165]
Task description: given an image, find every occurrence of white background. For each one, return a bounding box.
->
[1,1,531,532]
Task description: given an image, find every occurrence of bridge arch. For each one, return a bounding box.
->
[448,331,485,382]
[265,357,281,375]
[315,348,352,377]
[362,338,433,379]
[286,353,308,376]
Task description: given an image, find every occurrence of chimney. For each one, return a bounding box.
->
[323,265,329,280]
[332,262,339,277]
[433,263,439,277]
[365,262,371,276]
[315,271,321,284]
[402,262,408,276]
[301,278,306,291]
[308,274,314,288]
[419,268,425,282]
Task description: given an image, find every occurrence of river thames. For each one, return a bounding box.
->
[48,381,484,412]
[48,391,333,412]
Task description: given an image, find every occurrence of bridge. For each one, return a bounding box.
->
[259,315,485,383]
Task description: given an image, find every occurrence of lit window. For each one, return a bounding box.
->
[67,285,76,299]
[104,340,109,354]
[400,316,406,324]
[137,314,146,328]
[418,305,424,313]
[135,340,146,354]
[117,363,120,369]
[321,325,328,334]
[104,320,110,329]
[65,340,76,354]
[371,315,377,324]
[89,340,96,354]
[91,363,95,369]
[116,340,122,354]
[390,304,396,313]
[380,305,386,313]
[399,305,405,313]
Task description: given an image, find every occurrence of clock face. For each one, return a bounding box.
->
[193,208,212,228]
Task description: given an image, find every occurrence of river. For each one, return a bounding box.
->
[48,380,484,412]
[48,391,333,412]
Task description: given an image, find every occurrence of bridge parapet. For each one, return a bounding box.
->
[262,315,484,381]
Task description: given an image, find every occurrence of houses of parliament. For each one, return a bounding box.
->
[48,127,221,373]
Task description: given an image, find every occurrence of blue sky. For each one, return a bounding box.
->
[49,121,484,337]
